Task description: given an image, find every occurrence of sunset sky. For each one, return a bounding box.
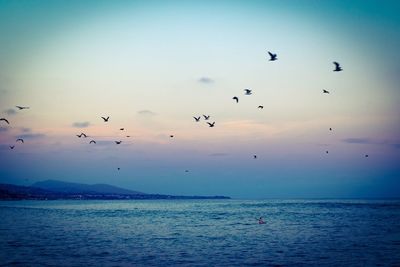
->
[0,0,399,198]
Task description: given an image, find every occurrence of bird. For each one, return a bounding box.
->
[207,122,215,127]
[253,155,257,159]
[15,106,30,110]
[244,89,252,95]
[258,105,264,109]
[329,128,332,131]
[268,51,277,61]
[101,116,110,122]
[117,167,120,171]
[76,133,87,138]
[126,135,131,138]
[170,135,174,138]
[115,141,122,144]
[10,145,15,149]
[0,118,9,124]
[203,115,210,120]
[323,89,330,94]
[120,128,124,131]
[185,170,189,173]
[89,140,96,144]
[16,139,24,143]
[232,96,239,103]
[365,154,369,158]
[333,61,342,72]
[326,151,329,154]
[193,116,201,122]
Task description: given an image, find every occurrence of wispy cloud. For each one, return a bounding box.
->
[16,133,46,140]
[342,138,371,144]
[209,152,229,157]
[198,77,214,84]
[72,121,90,128]
[137,110,156,116]
[4,108,16,116]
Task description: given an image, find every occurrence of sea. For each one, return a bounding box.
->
[1,199,399,266]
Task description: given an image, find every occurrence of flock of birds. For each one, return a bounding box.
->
[1,51,369,171]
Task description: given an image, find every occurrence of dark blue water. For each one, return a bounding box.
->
[1,199,399,266]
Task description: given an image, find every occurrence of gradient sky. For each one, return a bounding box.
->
[1,0,399,198]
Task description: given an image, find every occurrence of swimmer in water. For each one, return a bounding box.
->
[258,217,265,224]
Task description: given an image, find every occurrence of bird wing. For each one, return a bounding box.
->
[268,51,274,57]
[333,61,340,67]
[0,118,9,124]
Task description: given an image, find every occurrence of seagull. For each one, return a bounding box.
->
[365,154,369,158]
[120,128,124,131]
[207,122,215,127]
[193,116,201,122]
[258,105,264,109]
[326,151,329,154]
[101,116,110,122]
[16,139,24,143]
[117,167,120,170]
[115,141,122,144]
[89,140,96,144]
[76,133,87,138]
[268,51,277,61]
[244,89,252,95]
[10,145,15,149]
[170,135,174,138]
[203,115,210,120]
[232,96,239,103]
[329,128,332,131]
[253,155,257,159]
[333,61,343,72]
[0,118,9,124]
[15,106,30,110]
[323,89,330,94]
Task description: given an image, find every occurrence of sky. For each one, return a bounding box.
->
[0,0,399,198]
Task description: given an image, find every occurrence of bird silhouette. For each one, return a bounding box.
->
[185,170,189,173]
[329,128,332,131]
[253,155,257,159]
[244,89,252,95]
[16,139,24,143]
[333,61,342,72]
[170,135,174,138]
[365,154,369,158]
[120,128,124,131]
[326,151,329,154]
[203,115,210,120]
[207,122,215,127]
[117,167,120,170]
[193,116,201,122]
[126,135,131,138]
[268,51,277,61]
[0,118,9,124]
[258,105,264,109]
[101,116,110,122]
[115,141,122,144]
[10,145,15,149]
[89,140,96,144]
[323,90,330,94]
[76,133,87,138]
[15,106,30,110]
[232,96,239,103]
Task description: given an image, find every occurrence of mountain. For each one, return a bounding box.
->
[32,180,145,195]
[0,180,230,200]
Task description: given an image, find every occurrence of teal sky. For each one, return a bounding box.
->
[1,0,399,198]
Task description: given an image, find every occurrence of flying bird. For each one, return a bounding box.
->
[76,133,87,138]
[126,135,131,138]
[117,167,120,171]
[258,105,264,109]
[101,116,110,122]
[244,89,252,95]
[329,128,332,131]
[120,128,124,131]
[193,116,201,122]
[170,135,174,138]
[207,122,215,127]
[333,61,343,72]
[253,155,257,159]
[10,145,15,149]
[365,154,369,158]
[115,141,122,144]
[0,118,9,124]
[323,90,330,94]
[268,51,277,61]
[89,140,96,144]
[16,139,24,143]
[15,106,30,110]
[203,115,210,120]
[185,170,189,173]
[232,96,239,103]
[326,151,329,154]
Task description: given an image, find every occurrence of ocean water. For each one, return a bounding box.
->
[0,199,399,266]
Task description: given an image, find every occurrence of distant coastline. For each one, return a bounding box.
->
[0,180,230,200]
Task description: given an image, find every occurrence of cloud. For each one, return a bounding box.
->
[20,127,31,133]
[342,138,371,144]
[16,133,46,140]
[137,110,156,116]
[198,77,214,84]
[0,127,8,132]
[4,108,16,116]
[209,152,229,157]
[72,121,90,128]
